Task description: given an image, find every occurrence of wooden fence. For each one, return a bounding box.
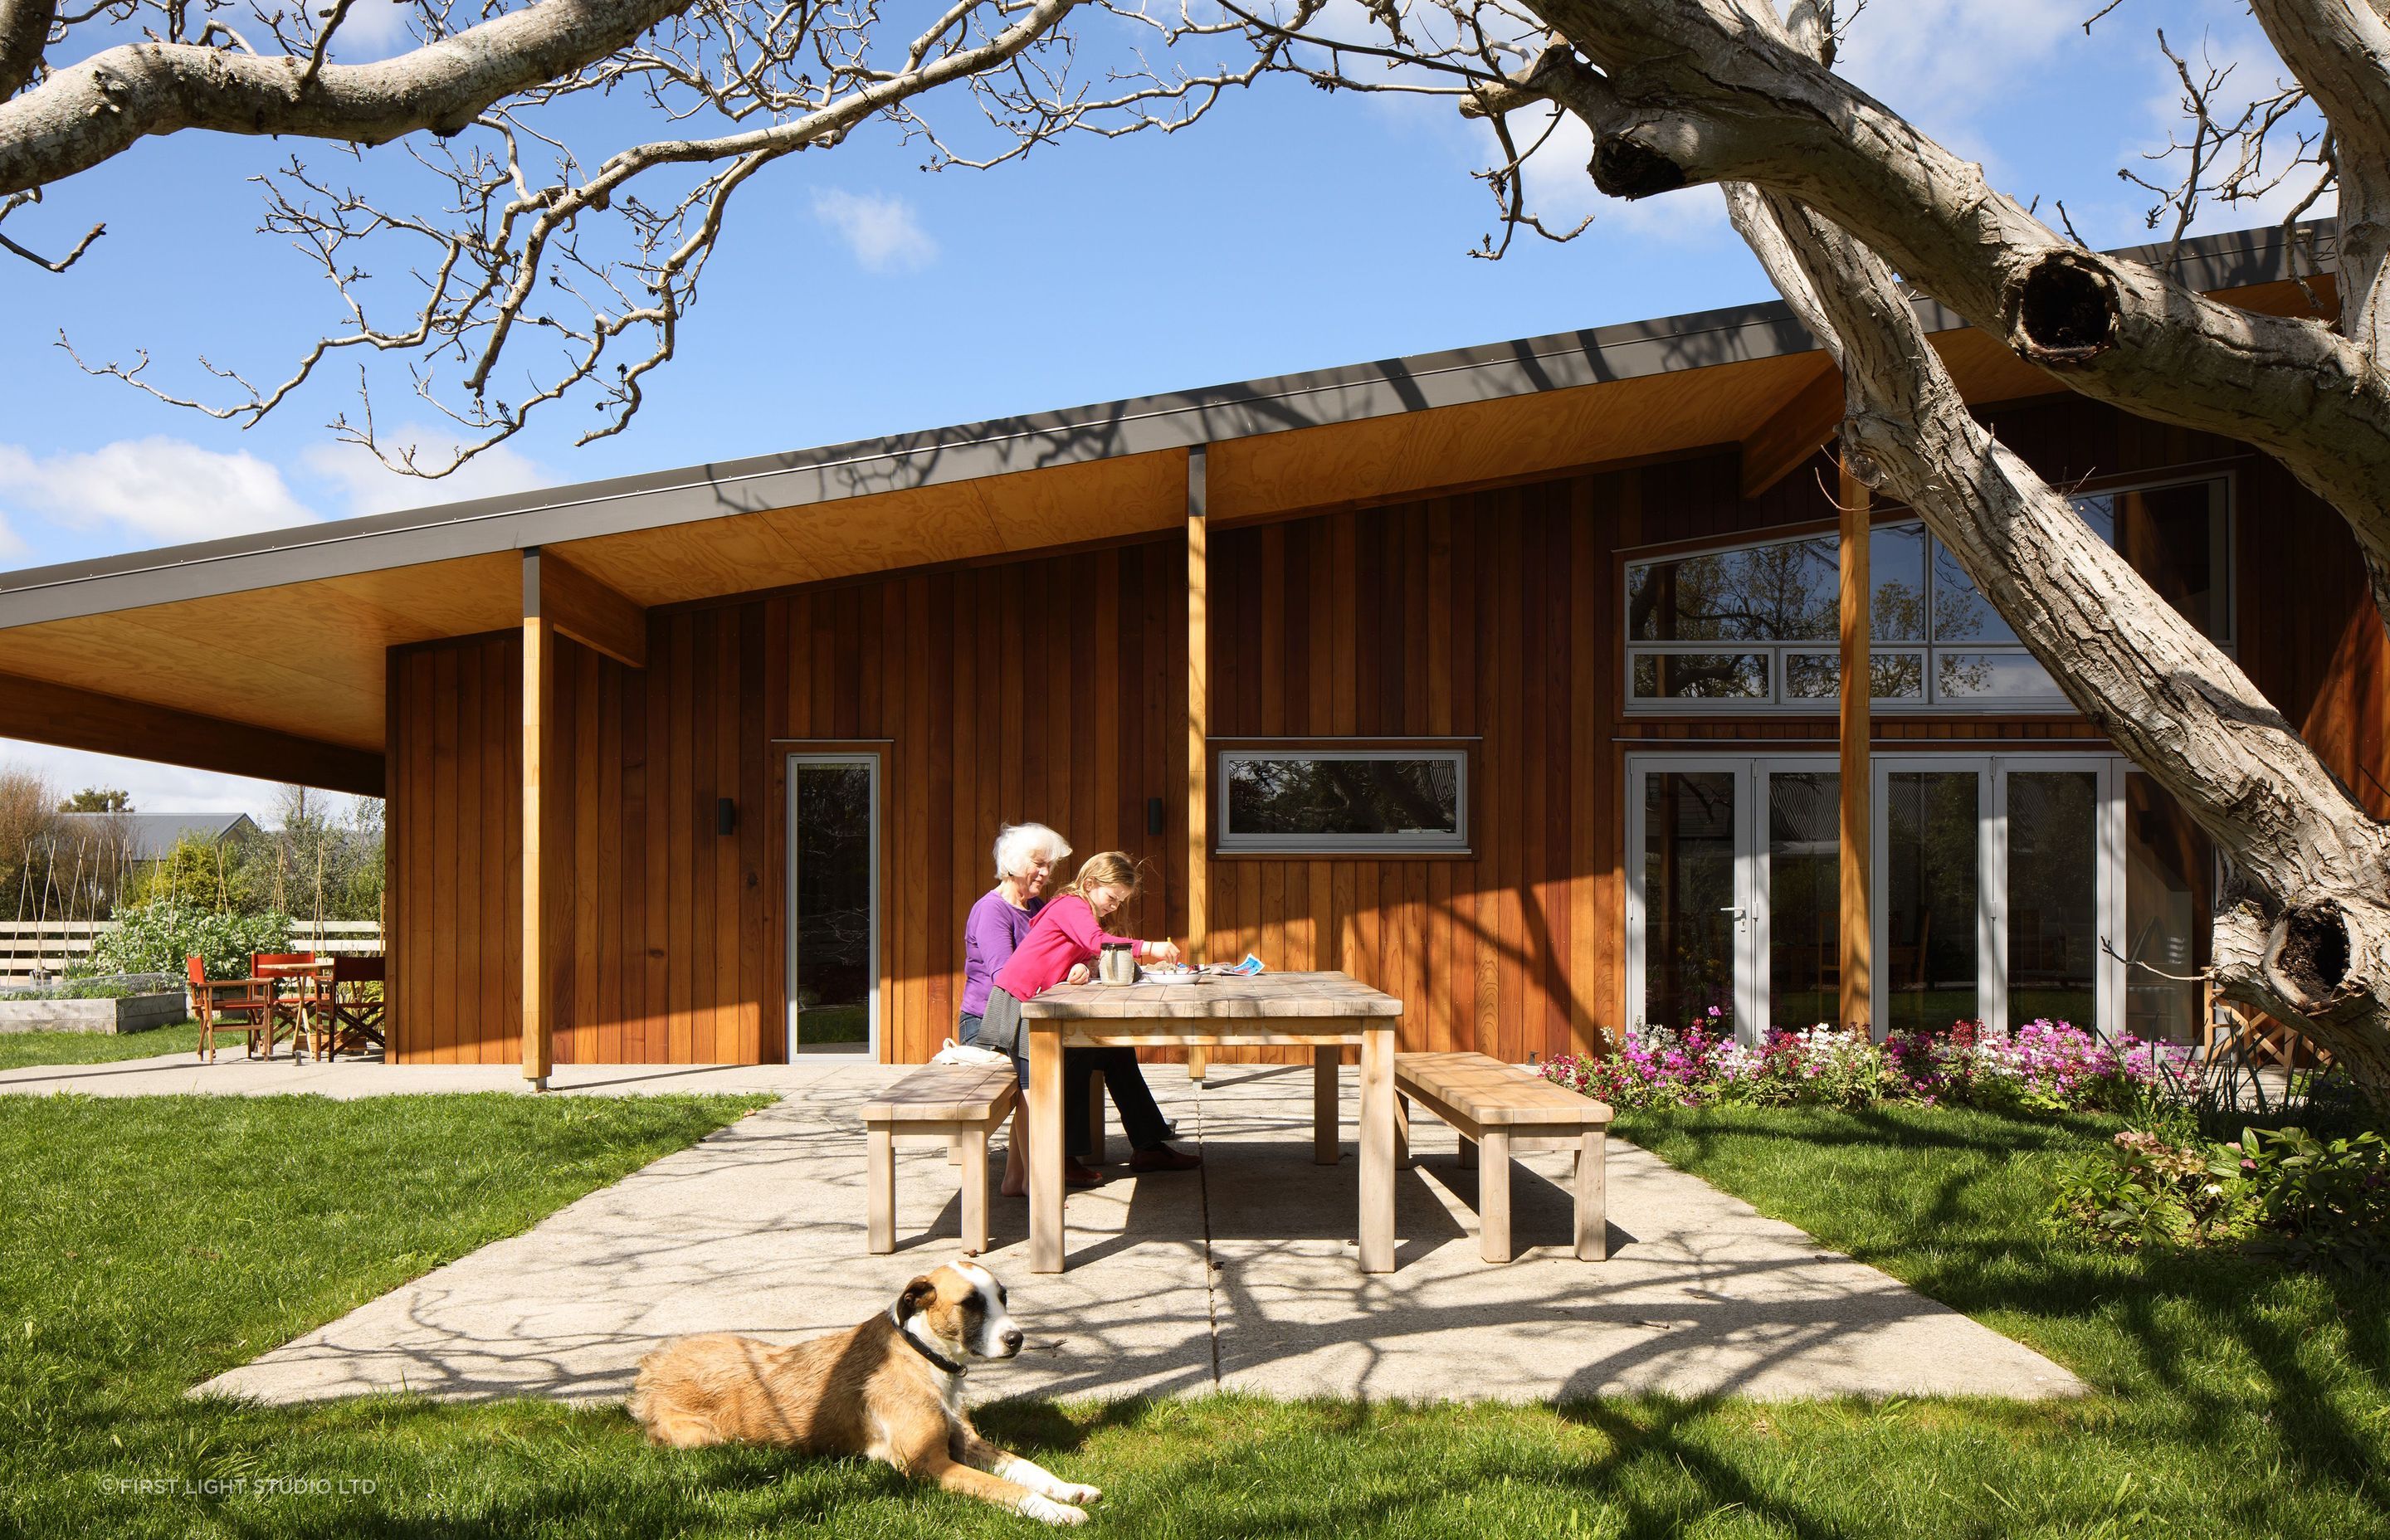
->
[0,919,383,981]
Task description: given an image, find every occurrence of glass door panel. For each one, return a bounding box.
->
[2123,773,2212,1044]
[1764,770,1838,1030]
[1881,771,1981,1033]
[787,757,877,1057]
[1639,770,1739,1031]
[2004,770,2100,1028]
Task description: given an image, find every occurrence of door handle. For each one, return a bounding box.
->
[1719,907,1746,919]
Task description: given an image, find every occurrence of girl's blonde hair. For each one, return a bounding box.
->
[1067,850,1141,904]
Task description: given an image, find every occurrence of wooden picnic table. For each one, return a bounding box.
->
[1018,969,1403,1274]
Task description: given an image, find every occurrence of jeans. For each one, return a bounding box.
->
[960,1011,1173,1157]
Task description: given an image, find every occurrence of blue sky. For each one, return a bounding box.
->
[0,0,2314,818]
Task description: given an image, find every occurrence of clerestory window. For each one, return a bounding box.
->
[1623,475,2230,711]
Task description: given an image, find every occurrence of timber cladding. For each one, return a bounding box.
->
[383,397,2390,1067]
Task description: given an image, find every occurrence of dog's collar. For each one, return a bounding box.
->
[891,1309,968,1377]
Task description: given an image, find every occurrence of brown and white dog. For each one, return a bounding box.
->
[627,1261,1102,1525]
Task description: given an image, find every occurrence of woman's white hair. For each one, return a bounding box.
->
[993,822,1071,882]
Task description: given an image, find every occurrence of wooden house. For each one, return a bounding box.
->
[2,222,2382,1076]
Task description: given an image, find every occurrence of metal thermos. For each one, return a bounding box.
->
[1098,940,1137,986]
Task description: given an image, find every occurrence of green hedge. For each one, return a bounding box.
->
[87,902,295,980]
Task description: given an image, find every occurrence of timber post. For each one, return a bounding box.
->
[1837,450,1874,1034]
[1186,443,1209,1082]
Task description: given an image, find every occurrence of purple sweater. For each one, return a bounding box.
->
[961,888,1044,1019]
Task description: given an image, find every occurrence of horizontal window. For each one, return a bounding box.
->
[1624,475,2229,713]
[1217,750,1467,854]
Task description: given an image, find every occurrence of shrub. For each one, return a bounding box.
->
[89,901,294,980]
[2236,1125,2390,1272]
[2043,1121,2388,1272]
[2046,1128,2246,1250]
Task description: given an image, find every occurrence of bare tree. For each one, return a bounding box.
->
[1216,0,2390,1102]
[2,0,1272,472]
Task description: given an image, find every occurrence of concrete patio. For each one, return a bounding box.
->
[41,1054,2093,1407]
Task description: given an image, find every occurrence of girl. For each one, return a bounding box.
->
[973,851,1197,1192]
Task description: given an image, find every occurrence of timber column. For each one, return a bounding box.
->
[1185,444,1209,1082]
[1837,451,1874,1032]
[520,547,648,1087]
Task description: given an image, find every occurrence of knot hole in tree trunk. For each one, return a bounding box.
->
[2007,250,2118,364]
[2275,901,2352,1004]
[1591,135,1688,200]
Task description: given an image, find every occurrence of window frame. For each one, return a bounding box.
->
[1213,744,1472,856]
[1621,470,2234,715]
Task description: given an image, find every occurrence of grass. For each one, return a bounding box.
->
[2,1092,2383,1537]
[0,1018,206,1069]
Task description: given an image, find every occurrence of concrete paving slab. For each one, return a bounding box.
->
[163,1060,2078,1407]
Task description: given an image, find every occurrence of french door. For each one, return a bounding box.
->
[1626,753,2124,1040]
[785,753,880,1058]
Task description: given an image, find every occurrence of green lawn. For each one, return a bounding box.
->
[0,1019,206,1069]
[2,1093,2383,1537]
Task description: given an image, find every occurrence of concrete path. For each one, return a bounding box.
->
[151,1057,2083,1406]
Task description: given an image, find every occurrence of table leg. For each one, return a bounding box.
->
[1574,1128,1607,1261]
[1312,1047,1339,1166]
[1030,1026,1065,1274]
[1358,1024,1394,1273]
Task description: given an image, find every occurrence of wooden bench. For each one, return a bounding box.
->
[861,1065,1019,1256]
[1394,1051,1613,1263]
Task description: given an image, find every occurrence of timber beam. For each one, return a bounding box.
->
[1739,356,1844,500]
[1837,451,1874,1031]
[0,670,383,796]
[524,547,647,669]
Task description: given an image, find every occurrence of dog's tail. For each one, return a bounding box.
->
[627,1354,719,1448]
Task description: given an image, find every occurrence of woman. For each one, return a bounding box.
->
[963,841,1198,1194]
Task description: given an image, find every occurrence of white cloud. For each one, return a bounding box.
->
[0,741,305,820]
[812,189,939,273]
[0,437,319,547]
[333,0,416,56]
[0,513,24,565]
[1835,0,2080,125]
[301,428,550,518]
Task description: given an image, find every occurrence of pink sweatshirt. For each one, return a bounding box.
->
[990,893,1154,1000]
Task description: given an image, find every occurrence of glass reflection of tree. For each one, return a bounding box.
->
[1646,773,1735,1029]
[1228,758,1457,835]
[1631,539,1838,643]
[794,767,873,1031]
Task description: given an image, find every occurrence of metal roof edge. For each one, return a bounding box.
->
[0,219,2334,628]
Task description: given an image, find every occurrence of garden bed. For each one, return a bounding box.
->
[0,974,186,1035]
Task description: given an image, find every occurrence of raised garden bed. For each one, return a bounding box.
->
[0,974,188,1035]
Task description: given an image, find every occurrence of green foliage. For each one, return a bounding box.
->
[89,900,293,979]
[2236,1125,2390,1272]
[124,830,273,914]
[2043,1114,2389,1272]
[56,787,132,813]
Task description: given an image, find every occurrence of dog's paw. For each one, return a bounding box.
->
[1018,1494,1090,1526]
[1055,1482,1104,1506]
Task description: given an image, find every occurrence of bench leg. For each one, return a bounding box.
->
[1086,1070,1107,1165]
[962,1128,991,1255]
[1479,1128,1512,1264]
[1394,1092,1411,1167]
[1575,1129,1607,1260]
[1313,1047,1339,1166]
[867,1125,895,1255]
[1186,1047,1207,1081]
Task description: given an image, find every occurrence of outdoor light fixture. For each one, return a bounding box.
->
[715,797,738,836]
[1147,797,1165,836]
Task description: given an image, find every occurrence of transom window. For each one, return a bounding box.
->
[1216,748,1468,855]
[1624,476,2230,711]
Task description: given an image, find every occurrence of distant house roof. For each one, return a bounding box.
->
[56,812,262,861]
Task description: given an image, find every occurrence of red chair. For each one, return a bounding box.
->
[251,953,318,1061]
[187,956,271,1062]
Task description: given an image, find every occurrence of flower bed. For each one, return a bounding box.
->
[1543,1012,2173,1116]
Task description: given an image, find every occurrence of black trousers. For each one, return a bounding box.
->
[960,1011,1171,1157]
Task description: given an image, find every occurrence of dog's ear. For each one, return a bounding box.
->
[894,1274,939,1323]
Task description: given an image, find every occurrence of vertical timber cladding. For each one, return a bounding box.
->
[382,393,2390,1068]
[1203,475,1623,1067]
